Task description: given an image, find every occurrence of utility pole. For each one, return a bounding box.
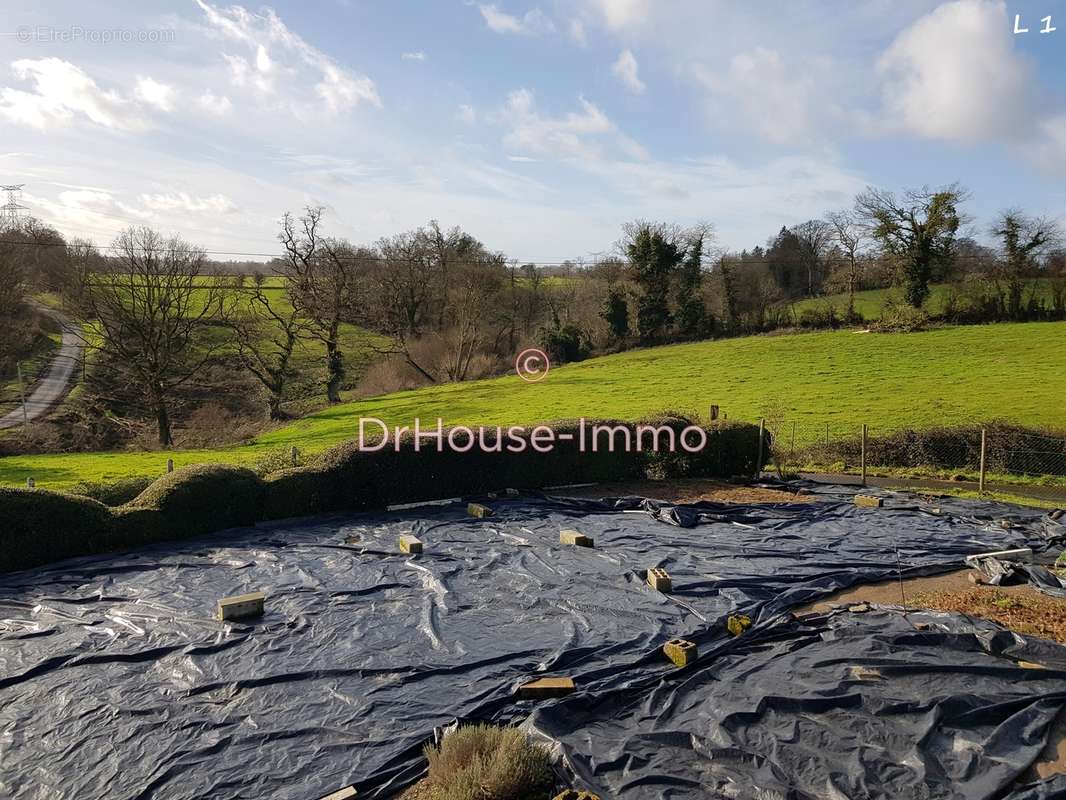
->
[17,361,28,429]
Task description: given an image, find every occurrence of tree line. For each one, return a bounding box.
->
[0,181,1062,448]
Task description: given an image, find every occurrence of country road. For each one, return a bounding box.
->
[0,306,82,430]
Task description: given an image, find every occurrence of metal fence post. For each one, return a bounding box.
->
[756,418,765,478]
[861,423,868,486]
[979,427,987,493]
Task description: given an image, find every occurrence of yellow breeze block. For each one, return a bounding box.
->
[317,788,357,800]
[467,502,494,518]
[726,614,752,636]
[216,591,265,622]
[647,567,672,592]
[663,638,698,667]
[854,494,884,508]
[399,535,423,554]
[560,529,594,547]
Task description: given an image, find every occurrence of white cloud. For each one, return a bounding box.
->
[197,90,233,116]
[0,58,144,132]
[611,49,645,94]
[457,103,477,124]
[585,0,651,30]
[195,0,380,113]
[876,0,1031,141]
[498,88,646,161]
[402,51,427,61]
[139,192,238,214]
[134,76,176,112]
[478,4,555,35]
[693,48,819,146]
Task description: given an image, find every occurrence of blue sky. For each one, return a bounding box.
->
[2,0,1065,260]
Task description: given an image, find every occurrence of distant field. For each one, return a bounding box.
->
[2,321,1064,489]
[790,278,1066,321]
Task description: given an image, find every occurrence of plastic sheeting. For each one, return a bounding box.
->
[0,484,1063,798]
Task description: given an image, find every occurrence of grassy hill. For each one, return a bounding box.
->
[2,321,1064,489]
[790,278,1066,321]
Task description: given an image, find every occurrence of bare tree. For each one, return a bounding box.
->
[790,219,832,297]
[68,227,221,446]
[225,275,309,419]
[826,210,866,317]
[991,210,1061,319]
[278,208,364,403]
[855,184,966,308]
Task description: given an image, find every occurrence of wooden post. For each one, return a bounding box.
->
[790,421,796,459]
[979,427,987,493]
[709,405,719,421]
[166,458,174,473]
[17,362,28,429]
[756,418,765,478]
[861,423,868,486]
[26,477,34,489]
[825,422,830,446]
[290,446,299,467]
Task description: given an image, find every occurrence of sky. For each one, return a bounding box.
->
[1,0,1065,261]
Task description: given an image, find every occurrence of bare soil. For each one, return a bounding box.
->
[554,477,812,505]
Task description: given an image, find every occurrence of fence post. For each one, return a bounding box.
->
[17,361,28,429]
[825,422,830,446]
[290,446,299,467]
[979,427,987,494]
[861,423,868,486]
[790,421,796,460]
[167,458,174,474]
[756,418,765,478]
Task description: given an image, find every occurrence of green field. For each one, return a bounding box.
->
[790,278,1066,321]
[2,321,1064,489]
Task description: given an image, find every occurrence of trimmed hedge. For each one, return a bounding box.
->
[0,417,762,573]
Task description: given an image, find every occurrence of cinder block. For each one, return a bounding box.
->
[317,787,357,800]
[647,568,672,592]
[663,638,697,667]
[964,548,1032,567]
[399,535,423,555]
[216,591,265,622]
[467,502,494,518]
[553,791,602,800]
[847,602,870,613]
[560,529,594,548]
[515,676,575,700]
[854,495,883,508]
[1017,660,1046,670]
[726,614,752,636]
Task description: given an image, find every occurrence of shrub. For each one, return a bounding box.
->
[539,322,591,364]
[0,488,113,573]
[127,464,265,537]
[418,724,553,800]
[69,476,155,507]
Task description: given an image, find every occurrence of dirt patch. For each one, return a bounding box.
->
[554,477,812,505]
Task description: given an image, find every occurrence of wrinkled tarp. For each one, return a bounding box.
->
[0,484,1064,799]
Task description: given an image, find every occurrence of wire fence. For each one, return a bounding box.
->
[759,420,1066,505]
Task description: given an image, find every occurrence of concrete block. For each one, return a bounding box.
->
[399,535,423,555]
[467,502,494,518]
[849,666,883,681]
[516,676,575,700]
[317,788,357,800]
[647,568,672,592]
[847,602,871,613]
[964,548,1032,567]
[560,529,594,548]
[217,591,265,622]
[343,534,361,544]
[553,792,602,800]
[1017,660,1046,670]
[854,495,883,508]
[663,638,697,667]
[726,614,752,636]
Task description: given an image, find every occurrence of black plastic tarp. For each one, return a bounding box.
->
[0,485,1063,798]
